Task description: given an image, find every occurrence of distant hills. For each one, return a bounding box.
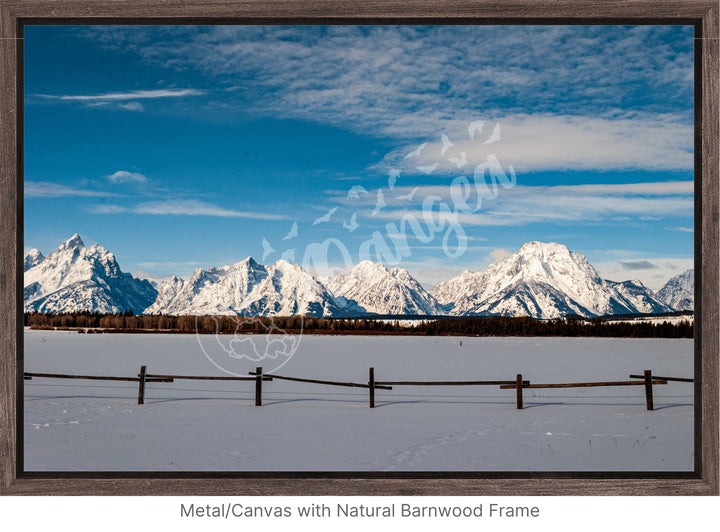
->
[24,234,694,320]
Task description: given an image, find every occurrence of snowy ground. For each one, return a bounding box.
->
[23,329,694,472]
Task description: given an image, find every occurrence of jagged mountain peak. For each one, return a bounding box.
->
[656,269,694,311]
[241,256,260,266]
[25,247,44,259]
[60,233,85,250]
[517,240,569,255]
[238,259,340,317]
[144,254,334,317]
[329,260,441,316]
[431,241,671,319]
[24,248,45,272]
[346,260,381,274]
[24,234,156,314]
[272,258,300,270]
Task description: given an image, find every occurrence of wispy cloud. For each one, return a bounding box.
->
[90,204,127,214]
[77,25,693,151]
[38,88,205,102]
[89,199,288,220]
[357,180,693,226]
[378,113,693,172]
[25,181,121,198]
[106,170,148,183]
[619,260,660,270]
[594,256,693,290]
[118,102,144,111]
[30,88,205,111]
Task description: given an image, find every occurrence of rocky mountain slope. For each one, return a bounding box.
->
[655,269,694,311]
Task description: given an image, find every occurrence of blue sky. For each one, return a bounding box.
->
[24,25,694,289]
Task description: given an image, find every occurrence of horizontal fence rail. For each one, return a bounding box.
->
[24,372,172,383]
[629,374,693,383]
[499,371,670,411]
[376,380,530,386]
[24,367,690,410]
[145,373,273,381]
[248,371,392,390]
[499,380,668,389]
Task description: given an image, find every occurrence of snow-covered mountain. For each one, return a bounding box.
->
[144,257,267,315]
[145,257,341,317]
[328,260,442,315]
[431,242,672,319]
[655,269,694,311]
[24,234,157,314]
[239,259,342,317]
[24,249,45,272]
[145,276,186,314]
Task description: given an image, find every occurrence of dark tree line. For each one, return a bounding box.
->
[412,315,692,338]
[24,311,693,338]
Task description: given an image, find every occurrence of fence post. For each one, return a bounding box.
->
[255,366,263,406]
[516,373,523,410]
[644,369,654,411]
[369,367,375,409]
[138,365,147,405]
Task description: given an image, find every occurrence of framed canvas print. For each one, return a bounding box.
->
[0,0,717,496]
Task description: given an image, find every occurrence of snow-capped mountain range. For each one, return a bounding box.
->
[23,235,694,319]
[144,257,342,317]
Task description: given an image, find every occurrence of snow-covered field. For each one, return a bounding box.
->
[24,329,694,472]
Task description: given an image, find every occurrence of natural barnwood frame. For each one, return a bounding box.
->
[0,0,717,495]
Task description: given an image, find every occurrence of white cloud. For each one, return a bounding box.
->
[106,171,147,183]
[618,260,660,271]
[89,204,127,214]
[118,102,144,111]
[358,180,693,227]
[594,257,693,290]
[30,88,205,111]
[379,113,693,172]
[25,181,120,198]
[41,88,205,102]
[89,199,288,220]
[76,26,693,164]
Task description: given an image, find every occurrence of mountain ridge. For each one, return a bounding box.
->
[24,236,689,319]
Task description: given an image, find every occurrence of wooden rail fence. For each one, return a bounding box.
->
[24,367,691,409]
[497,369,687,410]
[249,367,392,409]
